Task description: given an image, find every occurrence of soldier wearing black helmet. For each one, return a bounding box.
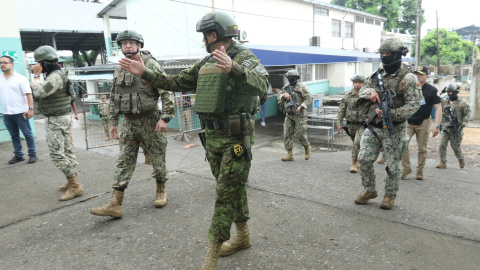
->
[277,69,312,161]
[91,30,175,218]
[354,38,422,210]
[336,74,368,173]
[118,11,268,269]
[436,84,470,169]
[31,45,84,201]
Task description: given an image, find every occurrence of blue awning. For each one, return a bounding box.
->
[245,45,415,66]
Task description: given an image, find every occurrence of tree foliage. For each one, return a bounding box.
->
[419,28,479,65]
[397,0,425,35]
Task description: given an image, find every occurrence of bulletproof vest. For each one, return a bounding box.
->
[38,70,71,117]
[193,44,258,117]
[344,90,368,123]
[98,103,109,116]
[113,51,159,115]
[441,99,465,125]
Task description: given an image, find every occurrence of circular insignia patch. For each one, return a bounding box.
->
[233,144,244,156]
[202,13,214,21]
[254,65,267,74]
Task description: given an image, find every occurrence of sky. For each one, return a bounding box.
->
[421,0,478,38]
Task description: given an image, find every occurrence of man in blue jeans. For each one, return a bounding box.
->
[0,55,38,164]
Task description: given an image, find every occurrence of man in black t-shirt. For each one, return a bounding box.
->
[401,66,442,180]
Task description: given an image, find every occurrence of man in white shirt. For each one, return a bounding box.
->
[0,55,38,164]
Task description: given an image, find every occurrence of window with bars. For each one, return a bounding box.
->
[315,64,327,80]
[314,7,329,16]
[375,20,381,26]
[298,65,312,82]
[332,19,341,38]
[356,16,364,23]
[345,22,353,38]
[366,18,374,25]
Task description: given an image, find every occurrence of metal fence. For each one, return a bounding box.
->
[82,93,119,150]
[173,92,201,142]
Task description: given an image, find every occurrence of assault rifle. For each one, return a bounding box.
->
[283,85,299,116]
[443,106,461,139]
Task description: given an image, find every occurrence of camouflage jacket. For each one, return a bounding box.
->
[277,81,312,113]
[109,57,175,127]
[336,88,367,126]
[440,98,471,126]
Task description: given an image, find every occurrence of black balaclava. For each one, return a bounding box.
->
[288,77,298,86]
[448,92,458,101]
[42,60,61,77]
[381,52,402,74]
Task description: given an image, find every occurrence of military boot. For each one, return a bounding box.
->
[416,170,424,180]
[90,190,124,218]
[59,173,84,201]
[304,146,311,160]
[401,167,412,179]
[144,153,152,165]
[59,182,69,191]
[105,135,110,141]
[219,222,251,257]
[350,159,358,173]
[281,149,294,161]
[354,190,378,204]
[459,159,465,168]
[155,181,167,208]
[200,241,222,270]
[380,196,394,210]
[435,163,447,169]
[377,155,386,164]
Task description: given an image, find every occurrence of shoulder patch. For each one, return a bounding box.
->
[254,65,267,74]
[231,144,245,160]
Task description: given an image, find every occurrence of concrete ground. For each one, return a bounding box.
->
[0,114,479,270]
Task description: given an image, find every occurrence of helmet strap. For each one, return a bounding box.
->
[203,32,222,53]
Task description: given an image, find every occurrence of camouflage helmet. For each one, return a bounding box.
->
[285,69,300,78]
[116,30,144,47]
[34,45,58,61]
[446,84,460,92]
[378,38,407,54]
[350,74,365,82]
[196,10,239,38]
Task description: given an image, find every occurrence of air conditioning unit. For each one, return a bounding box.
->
[311,36,320,47]
[363,48,370,53]
[239,31,248,41]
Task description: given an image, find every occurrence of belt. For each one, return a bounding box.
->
[370,121,404,129]
[205,119,229,130]
[124,109,156,120]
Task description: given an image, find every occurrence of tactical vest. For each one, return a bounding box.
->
[344,90,368,123]
[441,99,465,125]
[38,70,71,117]
[193,44,258,118]
[113,51,159,115]
[98,103,109,116]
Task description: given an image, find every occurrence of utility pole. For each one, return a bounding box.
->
[471,26,477,80]
[415,0,422,69]
[436,10,440,75]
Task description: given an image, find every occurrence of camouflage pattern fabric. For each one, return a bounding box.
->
[348,123,364,160]
[358,64,421,199]
[98,102,110,136]
[45,115,78,177]
[439,129,464,163]
[31,72,64,98]
[141,40,268,243]
[112,112,168,189]
[438,98,470,163]
[277,82,311,150]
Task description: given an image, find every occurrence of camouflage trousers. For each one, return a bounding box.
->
[101,116,109,137]
[205,124,252,243]
[283,113,309,150]
[45,114,78,177]
[347,123,364,160]
[112,112,168,190]
[439,128,464,163]
[358,126,409,199]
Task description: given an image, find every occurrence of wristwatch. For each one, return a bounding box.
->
[162,117,171,123]
[435,124,441,129]
[33,74,40,78]
[28,106,34,111]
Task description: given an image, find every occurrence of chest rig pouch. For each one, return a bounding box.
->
[113,51,159,115]
[194,59,228,114]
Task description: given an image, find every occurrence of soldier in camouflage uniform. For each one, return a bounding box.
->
[90,30,175,218]
[277,70,312,161]
[97,95,110,141]
[354,38,422,210]
[118,11,268,270]
[337,74,367,173]
[436,84,470,169]
[31,45,84,201]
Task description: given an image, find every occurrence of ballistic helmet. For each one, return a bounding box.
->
[350,74,365,82]
[196,10,239,38]
[34,45,58,62]
[116,30,144,48]
[285,70,300,78]
[378,38,409,56]
[446,84,460,92]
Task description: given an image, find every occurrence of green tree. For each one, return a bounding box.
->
[397,0,425,35]
[420,28,479,65]
[331,0,401,31]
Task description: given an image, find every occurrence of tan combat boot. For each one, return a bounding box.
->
[200,241,223,270]
[354,190,378,204]
[459,159,465,168]
[350,159,358,173]
[90,190,124,218]
[105,135,110,141]
[401,167,412,179]
[59,173,84,201]
[59,182,69,191]
[380,196,394,210]
[281,149,294,161]
[377,155,386,164]
[144,153,152,165]
[435,163,447,169]
[304,146,311,160]
[219,222,251,257]
[416,170,424,180]
[155,181,167,208]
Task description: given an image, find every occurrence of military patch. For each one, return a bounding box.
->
[231,144,245,160]
[44,82,54,93]
[242,59,252,67]
[254,65,267,74]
